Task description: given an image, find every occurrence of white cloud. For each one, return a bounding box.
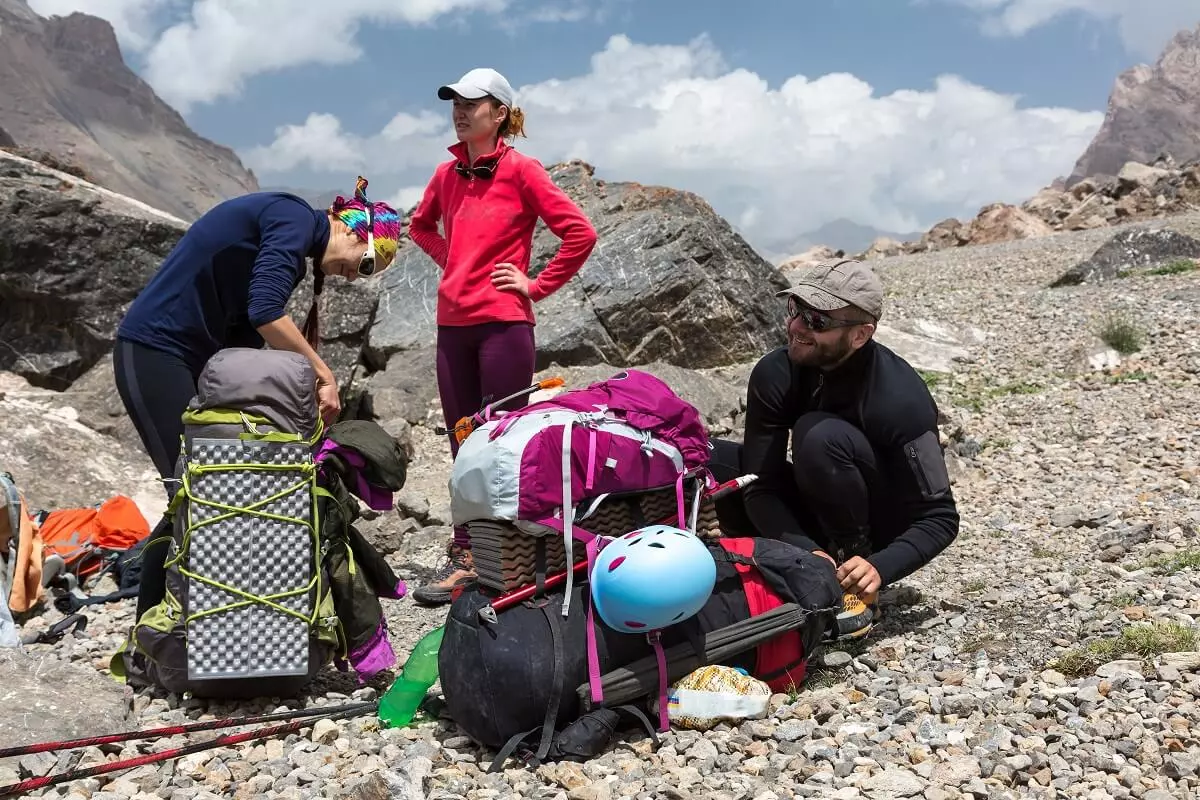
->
[26,0,509,111]
[243,110,452,174]
[146,0,514,110]
[243,34,1104,255]
[386,185,428,214]
[931,0,1200,59]
[242,113,366,174]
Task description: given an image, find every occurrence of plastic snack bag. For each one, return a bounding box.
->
[666,665,772,731]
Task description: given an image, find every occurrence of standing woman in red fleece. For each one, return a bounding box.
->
[408,67,598,606]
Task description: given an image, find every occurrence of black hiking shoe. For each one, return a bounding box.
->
[412,543,476,607]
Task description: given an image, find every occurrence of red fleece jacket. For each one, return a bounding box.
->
[409,140,598,327]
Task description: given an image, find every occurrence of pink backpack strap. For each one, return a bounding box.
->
[585,534,607,704]
[648,630,669,732]
[674,472,685,528]
[585,428,598,493]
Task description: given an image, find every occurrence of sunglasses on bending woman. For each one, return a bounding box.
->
[787,296,868,333]
[358,202,376,277]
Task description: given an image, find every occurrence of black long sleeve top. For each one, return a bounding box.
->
[739,340,960,587]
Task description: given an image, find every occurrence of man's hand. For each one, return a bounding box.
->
[491,262,532,296]
[836,556,882,596]
[317,374,341,425]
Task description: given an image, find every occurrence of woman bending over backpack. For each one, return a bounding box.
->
[113,177,400,618]
[408,68,598,606]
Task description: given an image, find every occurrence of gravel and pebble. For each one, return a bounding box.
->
[5,213,1200,799]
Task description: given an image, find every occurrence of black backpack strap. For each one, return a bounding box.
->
[678,615,707,662]
[488,724,543,773]
[487,597,566,773]
[488,701,661,773]
[612,703,660,746]
[53,585,139,614]
[20,612,87,645]
[533,537,547,599]
[708,545,755,567]
[535,601,565,759]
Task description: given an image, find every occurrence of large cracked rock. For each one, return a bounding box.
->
[367,161,789,371]
[0,152,187,389]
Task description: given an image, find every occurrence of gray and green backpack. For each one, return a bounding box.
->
[112,348,341,699]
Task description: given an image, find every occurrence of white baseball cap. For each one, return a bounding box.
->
[437,68,516,108]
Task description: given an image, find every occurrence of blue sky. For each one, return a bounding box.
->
[183,0,1132,148]
[27,0,1200,258]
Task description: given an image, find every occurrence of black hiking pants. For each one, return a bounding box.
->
[708,412,905,563]
[112,338,202,620]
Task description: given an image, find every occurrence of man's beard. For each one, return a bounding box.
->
[787,330,853,369]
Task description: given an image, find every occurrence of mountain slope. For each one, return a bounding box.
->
[1067,24,1200,186]
[797,218,925,255]
[0,0,258,220]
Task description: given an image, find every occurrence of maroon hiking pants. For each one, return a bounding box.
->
[436,321,537,547]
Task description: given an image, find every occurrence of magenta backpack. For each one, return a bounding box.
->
[449,369,714,610]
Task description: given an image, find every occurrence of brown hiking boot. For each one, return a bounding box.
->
[827,590,880,641]
[412,542,476,607]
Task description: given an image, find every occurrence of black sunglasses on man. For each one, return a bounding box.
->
[787,297,866,333]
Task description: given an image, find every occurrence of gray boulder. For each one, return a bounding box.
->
[363,252,439,370]
[0,647,133,754]
[367,161,788,371]
[358,347,440,428]
[0,371,164,514]
[1051,227,1200,286]
[60,353,142,450]
[285,274,382,411]
[0,152,187,388]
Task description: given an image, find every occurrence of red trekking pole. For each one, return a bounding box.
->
[0,703,374,797]
[0,701,377,759]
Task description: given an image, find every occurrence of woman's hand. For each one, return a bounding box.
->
[254,316,342,426]
[317,372,341,425]
[491,262,532,297]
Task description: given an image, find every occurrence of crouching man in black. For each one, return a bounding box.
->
[710,259,960,639]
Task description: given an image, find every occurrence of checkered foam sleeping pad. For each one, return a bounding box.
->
[184,438,314,682]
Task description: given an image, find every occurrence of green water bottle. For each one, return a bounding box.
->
[378,625,445,728]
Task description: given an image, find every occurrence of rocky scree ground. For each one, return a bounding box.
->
[3,214,1200,800]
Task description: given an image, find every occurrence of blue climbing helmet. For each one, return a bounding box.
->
[589,524,717,634]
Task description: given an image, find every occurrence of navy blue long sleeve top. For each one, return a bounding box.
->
[117,192,331,374]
